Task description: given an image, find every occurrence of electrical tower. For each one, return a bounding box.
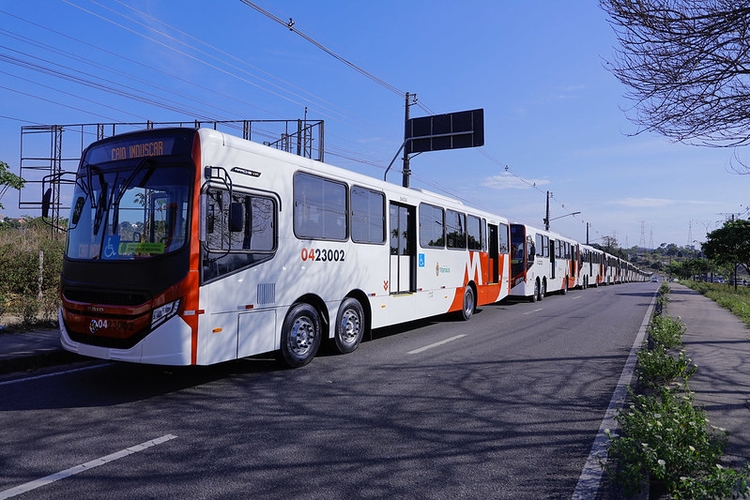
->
[639,220,646,249]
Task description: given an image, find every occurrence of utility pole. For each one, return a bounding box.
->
[544,191,552,230]
[402,92,413,188]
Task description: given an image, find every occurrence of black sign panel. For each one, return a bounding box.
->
[405,108,484,154]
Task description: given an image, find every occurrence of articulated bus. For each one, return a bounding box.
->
[509,223,577,301]
[53,127,512,368]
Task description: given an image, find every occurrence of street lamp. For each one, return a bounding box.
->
[544,210,581,231]
[543,191,581,230]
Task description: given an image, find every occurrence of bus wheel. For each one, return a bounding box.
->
[279,303,321,368]
[539,279,546,301]
[461,286,475,321]
[530,279,539,302]
[334,298,365,354]
[561,278,568,295]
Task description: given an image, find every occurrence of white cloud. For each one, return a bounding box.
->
[611,197,674,208]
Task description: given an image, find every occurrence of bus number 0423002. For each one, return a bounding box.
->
[300,248,346,262]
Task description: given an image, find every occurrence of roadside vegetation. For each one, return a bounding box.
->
[604,283,750,498]
[0,217,64,331]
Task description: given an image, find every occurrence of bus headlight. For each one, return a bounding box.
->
[152,299,181,329]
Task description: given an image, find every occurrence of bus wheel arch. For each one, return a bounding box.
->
[333,293,369,354]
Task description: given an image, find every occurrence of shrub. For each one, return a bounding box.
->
[0,219,63,328]
[648,314,686,350]
[605,387,748,498]
[636,345,696,390]
[655,282,671,315]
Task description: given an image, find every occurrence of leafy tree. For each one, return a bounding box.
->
[670,257,711,281]
[0,161,25,210]
[702,219,750,277]
[600,1,750,153]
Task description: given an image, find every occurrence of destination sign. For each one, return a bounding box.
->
[83,129,194,164]
[110,140,166,161]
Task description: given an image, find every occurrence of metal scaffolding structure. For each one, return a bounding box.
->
[18,119,324,221]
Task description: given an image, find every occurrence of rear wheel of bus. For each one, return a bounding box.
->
[279,303,322,368]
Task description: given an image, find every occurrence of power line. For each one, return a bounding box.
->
[240,1,406,98]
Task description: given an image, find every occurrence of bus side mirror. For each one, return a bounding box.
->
[71,196,85,225]
[41,188,52,218]
[229,202,243,232]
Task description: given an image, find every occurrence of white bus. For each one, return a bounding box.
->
[52,127,512,368]
[578,243,604,288]
[509,223,577,301]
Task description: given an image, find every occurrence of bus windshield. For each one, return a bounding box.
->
[65,159,192,260]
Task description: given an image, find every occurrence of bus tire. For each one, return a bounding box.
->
[561,278,568,295]
[334,298,365,354]
[461,286,475,321]
[279,303,321,368]
[539,279,546,301]
[529,279,539,302]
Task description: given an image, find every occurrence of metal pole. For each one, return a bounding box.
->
[402,92,411,188]
[544,191,551,230]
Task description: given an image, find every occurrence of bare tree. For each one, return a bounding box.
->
[601,1,750,156]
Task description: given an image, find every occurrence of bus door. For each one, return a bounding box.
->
[488,224,499,284]
[550,239,556,280]
[389,202,416,294]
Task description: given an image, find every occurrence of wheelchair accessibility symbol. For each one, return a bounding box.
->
[103,235,120,259]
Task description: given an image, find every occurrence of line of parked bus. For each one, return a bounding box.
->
[49,127,652,368]
[509,223,651,302]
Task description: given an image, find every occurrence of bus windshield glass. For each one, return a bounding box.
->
[65,159,192,260]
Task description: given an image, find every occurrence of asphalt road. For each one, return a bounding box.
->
[0,281,657,499]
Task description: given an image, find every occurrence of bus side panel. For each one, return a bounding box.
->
[238,310,277,358]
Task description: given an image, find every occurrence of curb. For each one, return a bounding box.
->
[0,349,84,376]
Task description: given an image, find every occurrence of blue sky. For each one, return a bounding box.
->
[0,0,746,248]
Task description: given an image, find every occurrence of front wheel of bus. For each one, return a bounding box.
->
[334,298,365,354]
[279,303,321,368]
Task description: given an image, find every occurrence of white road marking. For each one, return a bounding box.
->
[523,308,543,315]
[0,363,110,387]
[0,434,177,499]
[571,291,656,499]
[407,334,466,354]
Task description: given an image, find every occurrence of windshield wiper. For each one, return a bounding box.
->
[111,158,154,234]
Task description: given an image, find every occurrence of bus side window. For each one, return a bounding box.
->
[202,187,277,282]
[498,223,509,254]
[293,172,347,241]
